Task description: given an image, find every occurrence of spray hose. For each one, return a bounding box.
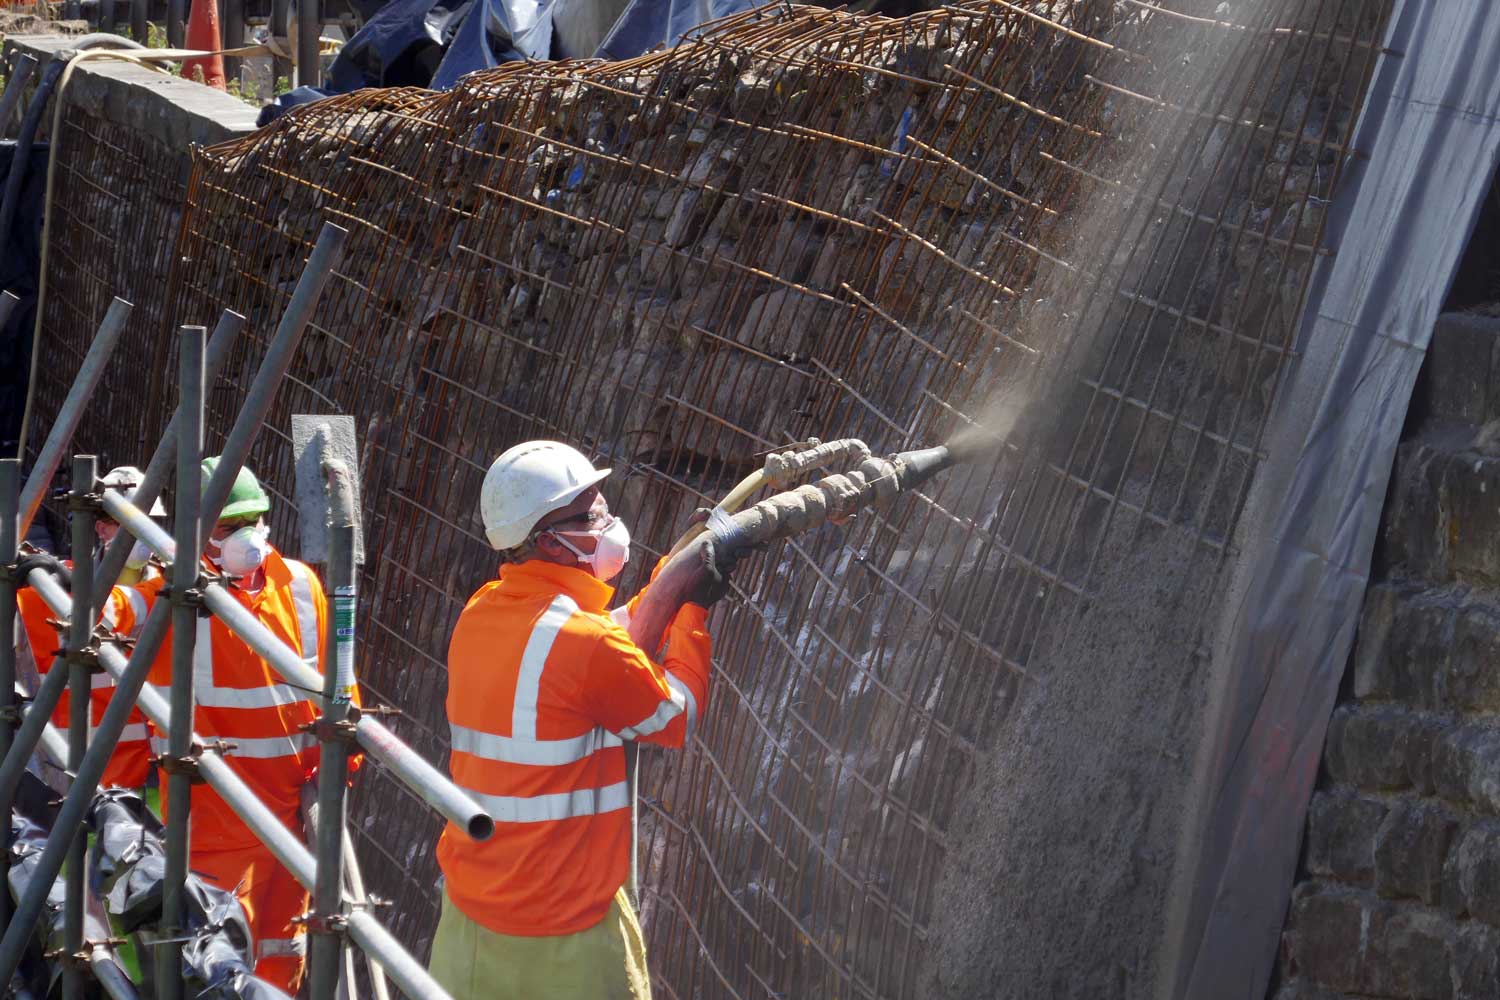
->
[628,444,957,656]
[665,438,872,558]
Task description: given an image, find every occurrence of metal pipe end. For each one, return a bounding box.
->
[467,813,495,841]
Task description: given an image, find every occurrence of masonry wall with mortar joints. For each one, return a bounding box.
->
[1276,311,1500,1000]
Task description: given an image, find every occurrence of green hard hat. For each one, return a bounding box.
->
[201,456,271,520]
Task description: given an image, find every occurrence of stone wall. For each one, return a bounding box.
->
[1276,310,1500,1000]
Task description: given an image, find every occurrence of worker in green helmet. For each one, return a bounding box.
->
[126,457,357,992]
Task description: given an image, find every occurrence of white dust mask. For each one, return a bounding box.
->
[209,524,271,577]
[552,516,631,582]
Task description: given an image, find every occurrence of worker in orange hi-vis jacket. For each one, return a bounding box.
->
[93,456,359,994]
[429,440,744,1000]
[10,465,166,789]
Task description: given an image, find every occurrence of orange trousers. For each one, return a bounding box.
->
[191,842,308,993]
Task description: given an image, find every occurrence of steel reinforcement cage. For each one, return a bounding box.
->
[22,1,1393,997]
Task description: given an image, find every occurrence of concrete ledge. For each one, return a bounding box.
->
[2,35,259,149]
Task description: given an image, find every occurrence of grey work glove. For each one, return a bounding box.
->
[14,549,70,592]
[688,537,741,609]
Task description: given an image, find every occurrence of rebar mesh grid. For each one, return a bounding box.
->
[21,0,1394,995]
[28,103,187,482]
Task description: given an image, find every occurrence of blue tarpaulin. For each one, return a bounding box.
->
[258,0,759,124]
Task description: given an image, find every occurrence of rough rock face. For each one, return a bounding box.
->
[23,1,1392,997]
[1276,313,1500,1000]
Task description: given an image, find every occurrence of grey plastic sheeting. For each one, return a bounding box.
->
[1165,3,1500,997]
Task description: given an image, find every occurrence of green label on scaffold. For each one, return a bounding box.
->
[334,585,356,703]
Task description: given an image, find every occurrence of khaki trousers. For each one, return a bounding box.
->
[429,888,651,1000]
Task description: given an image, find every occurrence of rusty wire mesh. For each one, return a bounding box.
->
[26,100,189,502]
[23,0,1394,995]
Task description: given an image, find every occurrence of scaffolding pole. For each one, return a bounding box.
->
[156,326,204,1000]
[62,455,97,1000]
[307,454,357,999]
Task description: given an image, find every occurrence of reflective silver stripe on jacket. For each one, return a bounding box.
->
[283,559,322,676]
[450,722,622,766]
[225,732,317,759]
[510,596,578,741]
[91,722,149,743]
[257,936,306,958]
[192,561,318,710]
[614,676,688,740]
[460,781,630,824]
[609,605,631,630]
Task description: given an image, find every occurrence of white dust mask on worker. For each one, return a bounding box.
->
[208,524,272,577]
[551,516,631,582]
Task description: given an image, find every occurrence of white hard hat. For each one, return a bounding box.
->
[101,466,167,517]
[480,441,611,550]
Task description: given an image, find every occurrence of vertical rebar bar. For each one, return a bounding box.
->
[101,0,116,38]
[308,491,355,999]
[63,455,97,1000]
[0,458,18,934]
[270,0,292,91]
[17,299,131,532]
[157,327,204,1000]
[130,0,147,45]
[296,0,319,87]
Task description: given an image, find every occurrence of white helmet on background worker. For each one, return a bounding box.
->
[97,465,167,576]
[100,466,167,516]
[479,441,611,551]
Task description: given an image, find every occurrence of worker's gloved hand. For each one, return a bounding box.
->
[14,550,70,592]
[688,538,741,609]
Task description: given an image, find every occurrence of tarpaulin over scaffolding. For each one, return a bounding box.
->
[258,0,759,123]
[1168,2,1500,996]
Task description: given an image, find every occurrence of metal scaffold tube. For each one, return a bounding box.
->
[102,492,495,841]
[16,300,130,533]
[307,455,357,998]
[92,310,244,612]
[63,455,97,1000]
[0,458,18,931]
[157,326,205,1000]
[1,561,455,1000]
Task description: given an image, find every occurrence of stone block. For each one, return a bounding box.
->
[1446,455,1500,588]
[1446,602,1500,713]
[1449,822,1500,925]
[1432,725,1500,809]
[1381,591,1457,708]
[1425,312,1498,425]
[1375,801,1458,904]
[1330,705,1418,791]
[1307,789,1387,884]
[1405,715,1452,796]
[1284,883,1383,993]
[1380,443,1450,581]
[1374,908,1456,1000]
[1270,981,1346,1000]
[1452,923,1500,999]
[1351,581,1402,699]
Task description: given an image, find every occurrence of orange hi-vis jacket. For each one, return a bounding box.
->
[437,559,711,937]
[15,568,155,788]
[116,547,344,848]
